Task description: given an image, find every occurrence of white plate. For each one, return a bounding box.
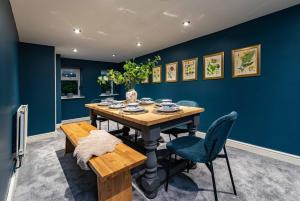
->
[109,104,126,109]
[140,100,154,105]
[157,107,180,113]
[123,106,145,112]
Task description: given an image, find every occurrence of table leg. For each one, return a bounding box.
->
[188,115,200,169]
[90,110,97,127]
[188,115,200,136]
[141,127,160,199]
[65,137,74,154]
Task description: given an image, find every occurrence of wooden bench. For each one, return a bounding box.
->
[60,121,147,201]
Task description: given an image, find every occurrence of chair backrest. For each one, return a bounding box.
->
[204,111,237,161]
[176,100,199,107]
[154,99,163,103]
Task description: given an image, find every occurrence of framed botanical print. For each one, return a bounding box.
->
[165,62,178,82]
[203,52,224,80]
[182,58,198,81]
[152,65,162,83]
[232,44,261,78]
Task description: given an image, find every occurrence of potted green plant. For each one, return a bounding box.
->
[108,56,160,102]
[97,75,111,94]
[62,81,77,97]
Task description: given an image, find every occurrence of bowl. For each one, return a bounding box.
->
[112,100,124,105]
[128,103,139,108]
[141,97,152,102]
[161,102,177,108]
[161,99,172,103]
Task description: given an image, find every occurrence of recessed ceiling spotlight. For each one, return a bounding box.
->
[183,21,191,26]
[73,28,81,34]
[137,42,142,47]
[73,48,78,53]
[112,54,116,57]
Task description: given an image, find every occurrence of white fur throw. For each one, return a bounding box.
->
[73,130,122,170]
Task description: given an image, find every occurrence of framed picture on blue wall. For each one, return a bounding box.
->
[232,44,261,78]
[182,58,198,81]
[203,52,224,80]
[152,65,162,83]
[165,62,178,82]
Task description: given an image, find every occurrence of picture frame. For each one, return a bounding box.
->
[165,62,178,82]
[182,58,198,81]
[203,52,224,80]
[232,44,261,78]
[152,65,162,83]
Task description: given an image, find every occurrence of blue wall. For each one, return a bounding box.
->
[60,58,119,120]
[56,54,62,123]
[136,5,300,155]
[0,0,19,200]
[19,43,55,135]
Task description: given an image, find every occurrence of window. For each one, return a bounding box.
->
[61,68,82,98]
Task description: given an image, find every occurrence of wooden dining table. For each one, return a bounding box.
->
[85,103,205,199]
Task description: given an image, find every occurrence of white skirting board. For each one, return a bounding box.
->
[27,131,57,143]
[6,169,18,201]
[196,132,300,166]
[56,116,90,129]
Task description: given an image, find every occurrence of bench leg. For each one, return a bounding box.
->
[65,137,75,154]
[98,170,132,201]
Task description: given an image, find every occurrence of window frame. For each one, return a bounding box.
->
[61,68,82,98]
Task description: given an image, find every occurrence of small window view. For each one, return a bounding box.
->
[61,68,81,98]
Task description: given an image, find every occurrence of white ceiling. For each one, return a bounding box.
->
[10,0,300,62]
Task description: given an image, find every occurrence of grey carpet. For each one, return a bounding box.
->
[13,122,300,201]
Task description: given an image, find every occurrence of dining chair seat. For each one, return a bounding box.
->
[166,136,209,163]
[96,116,108,122]
[165,111,238,201]
[164,126,187,134]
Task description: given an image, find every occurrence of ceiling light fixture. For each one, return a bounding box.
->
[73,28,81,34]
[112,54,116,57]
[73,48,78,53]
[183,21,191,26]
[137,42,142,47]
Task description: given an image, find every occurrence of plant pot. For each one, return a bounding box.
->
[126,89,138,103]
[67,93,74,98]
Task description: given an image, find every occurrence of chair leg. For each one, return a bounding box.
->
[165,154,171,191]
[99,121,101,130]
[168,134,172,141]
[134,130,138,143]
[107,120,110,131]
[223,147,237,195]
[210,162,218,201]
[187,160,190,173]
[117,123,120,130]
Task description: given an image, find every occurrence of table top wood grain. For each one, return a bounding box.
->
[85,103,205,126]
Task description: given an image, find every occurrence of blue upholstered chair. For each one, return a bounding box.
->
[162,100,199,140]
[165,111,238,201]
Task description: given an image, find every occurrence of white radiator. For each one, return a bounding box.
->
[16,105,28,167]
